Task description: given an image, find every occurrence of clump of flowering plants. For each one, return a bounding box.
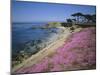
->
[16,27,96,73]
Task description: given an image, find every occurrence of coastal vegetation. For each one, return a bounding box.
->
[45,22,62,28]
[15,27,96,73]
[67,12,96,24]
[31,12,96,30]
[12,12,96,73]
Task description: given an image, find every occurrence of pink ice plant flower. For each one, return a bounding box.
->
[16,27,96,73]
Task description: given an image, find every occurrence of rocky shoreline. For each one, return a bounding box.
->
[12,24,84,73]
[12,26,66,67]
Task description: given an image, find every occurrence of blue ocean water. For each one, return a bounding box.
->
[12,23,46,52]
[12,22,61,55]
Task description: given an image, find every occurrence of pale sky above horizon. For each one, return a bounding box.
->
[12,0,96,22]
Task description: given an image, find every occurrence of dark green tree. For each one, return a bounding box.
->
[92,14,96,23]
[71,12,83,23]
[84,14,93,22]
[66,19,72,23]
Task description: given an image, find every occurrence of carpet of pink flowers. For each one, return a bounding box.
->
[16,27,96,73]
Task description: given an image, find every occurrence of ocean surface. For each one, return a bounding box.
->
[12,22,62,55]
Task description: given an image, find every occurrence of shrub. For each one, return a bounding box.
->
[46,22,62,28]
